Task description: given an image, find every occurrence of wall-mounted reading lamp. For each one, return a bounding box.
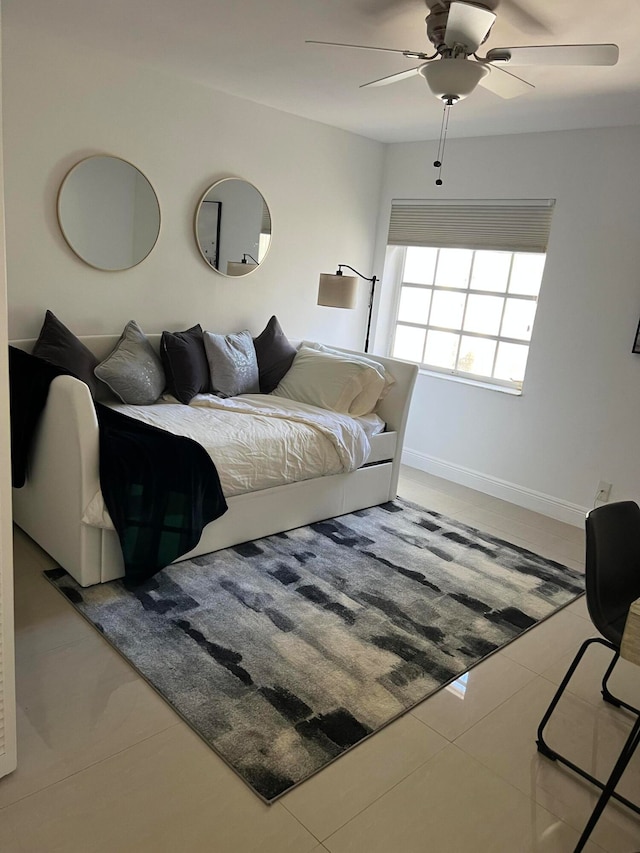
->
[226,253,259,276]
[317,264,378,353]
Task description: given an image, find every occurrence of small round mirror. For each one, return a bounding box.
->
[57,155,161,271]
[195,178,271,276]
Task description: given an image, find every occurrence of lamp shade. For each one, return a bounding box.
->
[227,261,258,276]
[317,273,358,309]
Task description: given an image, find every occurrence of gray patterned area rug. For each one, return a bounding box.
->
[45,499,584,802]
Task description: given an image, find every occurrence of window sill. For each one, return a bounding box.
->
[417,367,523,396]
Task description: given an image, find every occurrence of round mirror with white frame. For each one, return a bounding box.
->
[195,178,272,276]
[57,155,161,271]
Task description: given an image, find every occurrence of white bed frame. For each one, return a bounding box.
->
[11,335,417,587]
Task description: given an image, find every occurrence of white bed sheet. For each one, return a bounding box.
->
[82,393,383,529]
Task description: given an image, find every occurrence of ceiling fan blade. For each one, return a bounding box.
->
[444,1,496,52]
[478,64,535,99]
[360,65,425,88]
[486,43,619,66]
[305,40,432,60]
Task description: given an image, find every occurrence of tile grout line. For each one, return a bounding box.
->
[0,720,183,814]
[448,672,637,848]
[14,632,92,666]
[283,734,450,845]
[409,665,538,744]
[319,742,573,849]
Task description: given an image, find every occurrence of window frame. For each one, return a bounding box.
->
[389,245,544,393]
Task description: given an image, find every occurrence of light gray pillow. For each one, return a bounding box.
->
[94,320,165,405]
[203,329,259,397]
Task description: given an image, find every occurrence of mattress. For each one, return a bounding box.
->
[83,392,387,529]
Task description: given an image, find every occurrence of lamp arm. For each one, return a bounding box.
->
[243,253,259,264]
[338,264,375,283]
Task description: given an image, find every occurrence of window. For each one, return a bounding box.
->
[387,200,554,392]
[392,246,546,389]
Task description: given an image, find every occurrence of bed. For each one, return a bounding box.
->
[11,332,417,588]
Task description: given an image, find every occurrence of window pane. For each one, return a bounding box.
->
[509,253,546,296]
[501,298,537,341]
[404,246,437,284]
[463,294,504,336]
[457,336,496,377]
[397,286,431,324]
[435,248,472,288]
[393,325,425,362]
[494,341,529,382]
[425,330,459,370]
[430,290,465,329]
[470,251,511,292]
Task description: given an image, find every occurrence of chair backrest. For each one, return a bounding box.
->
[585,500,640,645]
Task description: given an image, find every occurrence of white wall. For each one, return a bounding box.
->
[373,126,640,522]
[0,0,18,779]
[2,22,384,349]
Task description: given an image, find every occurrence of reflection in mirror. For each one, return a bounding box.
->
[57,156,161,271]
[195,178,271,276]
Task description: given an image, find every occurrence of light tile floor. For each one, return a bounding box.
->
[2,466,639,852]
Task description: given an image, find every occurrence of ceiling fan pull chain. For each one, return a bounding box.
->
[433,100,451,186]
[434,101,447,166]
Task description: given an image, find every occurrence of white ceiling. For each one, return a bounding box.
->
[7,0,640,143]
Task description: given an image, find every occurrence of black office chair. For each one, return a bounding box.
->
[536,500,640,852]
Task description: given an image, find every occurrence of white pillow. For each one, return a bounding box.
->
[272,346,385,416]
[301,341,396,400]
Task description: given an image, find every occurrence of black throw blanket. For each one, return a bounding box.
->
[9,346,228,585]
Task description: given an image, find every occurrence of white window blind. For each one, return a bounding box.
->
[388,199,555,253]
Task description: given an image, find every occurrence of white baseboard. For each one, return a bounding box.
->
[401,448,588,528]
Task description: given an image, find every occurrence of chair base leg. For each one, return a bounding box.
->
[536,636,640,852]
[601,689,622,708]
[573,715,640,853]
[535,739,557,761]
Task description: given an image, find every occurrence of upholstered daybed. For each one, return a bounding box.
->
[11,329,417,588]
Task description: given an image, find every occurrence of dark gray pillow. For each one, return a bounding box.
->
[32,310,100,396]
[253,315,296,393]
[160,324,210,404]
[203,329,259,397]
[95,320,165,405]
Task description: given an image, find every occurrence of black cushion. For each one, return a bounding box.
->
[160,324,210,404]
[32,310,100,397]
[253,315,297,393]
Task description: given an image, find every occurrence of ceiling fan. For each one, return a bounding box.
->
[307,0,619,105]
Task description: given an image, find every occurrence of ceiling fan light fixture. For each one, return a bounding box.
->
[420,57,489,102]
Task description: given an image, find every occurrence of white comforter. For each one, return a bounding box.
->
[83,393,378,529]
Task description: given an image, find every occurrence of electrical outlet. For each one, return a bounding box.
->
[597,481,612,502]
